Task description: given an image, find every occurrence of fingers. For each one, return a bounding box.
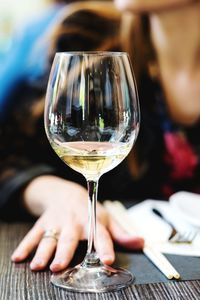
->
[11,225,44,262]
[12,223,81,272]
[95,224,115,265]
[30,235,57,271]
[109,218,144,250]
[50,224,81,272]
[12,204,143,274]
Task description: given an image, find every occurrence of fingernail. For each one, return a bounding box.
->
[138,237,145,248]
[11,251,23,261]
[50,263,60,272]
[50,261,63,272]
[30,259,44,270]
[102,255,114,264]
[11,255,20,262]
[134,237,145,246]
[131,237,145,249]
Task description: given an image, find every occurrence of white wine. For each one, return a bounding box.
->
[51,141,132,180]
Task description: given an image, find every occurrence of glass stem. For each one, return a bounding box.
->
[82,180,101,267]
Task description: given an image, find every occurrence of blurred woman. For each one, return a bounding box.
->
[0,1,144,272]
[1,0,200,271]
[114,0,200,197]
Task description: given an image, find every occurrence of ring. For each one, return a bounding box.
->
[42,229,59,241]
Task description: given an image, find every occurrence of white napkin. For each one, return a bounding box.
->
[170,191,200,227]
[127,199,200,256]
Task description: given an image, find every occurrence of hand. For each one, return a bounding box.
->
[11,175,144,272]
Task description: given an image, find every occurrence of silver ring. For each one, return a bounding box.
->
[42,229,59,241]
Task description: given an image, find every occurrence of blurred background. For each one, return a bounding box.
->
[0,0,50,59]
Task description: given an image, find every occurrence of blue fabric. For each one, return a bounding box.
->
[0,4,64,115]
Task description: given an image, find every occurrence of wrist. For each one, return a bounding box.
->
[23,175,87,217]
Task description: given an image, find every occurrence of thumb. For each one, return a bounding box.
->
[108,217,144,250]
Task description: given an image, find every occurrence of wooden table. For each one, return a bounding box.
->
[1,222,200,300]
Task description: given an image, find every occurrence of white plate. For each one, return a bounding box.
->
[169,191,200,228]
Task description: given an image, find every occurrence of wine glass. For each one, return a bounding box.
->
[44,51,140,293]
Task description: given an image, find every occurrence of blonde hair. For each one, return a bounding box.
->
[51,2,121,50]
[49,1,154,82]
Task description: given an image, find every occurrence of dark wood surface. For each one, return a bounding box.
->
[1,222,200,300]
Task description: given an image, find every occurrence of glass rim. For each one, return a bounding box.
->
[55,51,128,57]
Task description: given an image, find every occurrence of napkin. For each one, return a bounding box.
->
[127,199,200,256]
[170,191,200,227]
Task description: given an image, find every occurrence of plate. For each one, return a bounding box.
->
[169,191,200,227]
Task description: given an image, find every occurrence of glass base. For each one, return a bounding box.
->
[51,263,134,293]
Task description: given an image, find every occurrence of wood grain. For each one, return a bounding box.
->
[1,223,200,300]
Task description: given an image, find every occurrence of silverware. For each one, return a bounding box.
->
[152,208,197,243]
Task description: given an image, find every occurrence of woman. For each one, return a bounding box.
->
[2,0,200,271]
[115,0,200,197]
[0,2,144,273]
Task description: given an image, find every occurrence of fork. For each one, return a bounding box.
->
[152,208,197,243]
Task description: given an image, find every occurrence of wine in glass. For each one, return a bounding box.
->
[44,51,140,292]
